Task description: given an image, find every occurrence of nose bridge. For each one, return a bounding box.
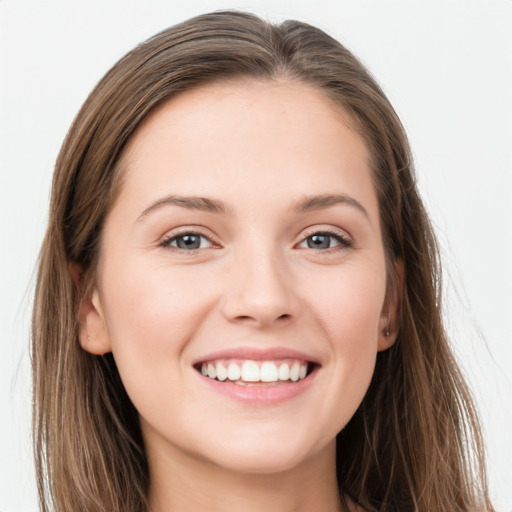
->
[222,234,298,326]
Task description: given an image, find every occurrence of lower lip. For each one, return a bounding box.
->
[197,369,317,405]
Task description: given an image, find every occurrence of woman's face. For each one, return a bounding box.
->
[81,80,396,474]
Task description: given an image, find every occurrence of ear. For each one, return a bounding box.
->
[70,263,112,355]
[377,258,404,352]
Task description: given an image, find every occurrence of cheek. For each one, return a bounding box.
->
[98,263,222,427]
[304,263,386,421]
[99,261,219,380]
[309,262,387,344]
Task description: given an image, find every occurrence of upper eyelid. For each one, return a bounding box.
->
[160,225,215,238]
[298,225,352,241]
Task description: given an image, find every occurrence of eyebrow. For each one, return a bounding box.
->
[291,193,370,220]
[137,192,370,222]
[137,195,228,221]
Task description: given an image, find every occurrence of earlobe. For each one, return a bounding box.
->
[377,325,395,352]
[70,263,112,355]
[377,258,404,352]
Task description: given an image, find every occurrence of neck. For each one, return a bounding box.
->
[146,438,345,512]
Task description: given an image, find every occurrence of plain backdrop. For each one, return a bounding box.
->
[1,1,511,511]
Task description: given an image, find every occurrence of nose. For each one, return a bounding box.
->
[221,244,300,328]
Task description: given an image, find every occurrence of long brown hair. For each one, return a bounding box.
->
[32,10,493,512]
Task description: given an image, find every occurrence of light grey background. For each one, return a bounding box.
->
[1,1,511,511]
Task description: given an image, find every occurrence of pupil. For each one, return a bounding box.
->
[177,234,200,249]
[308,234,330,249]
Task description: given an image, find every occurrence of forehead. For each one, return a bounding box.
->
[115,79,378,221]
[124,78,362,159]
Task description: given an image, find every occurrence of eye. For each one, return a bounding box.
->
[160,232,213,251]
[298,231,351,251]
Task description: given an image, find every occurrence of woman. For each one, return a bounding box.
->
[32,10,494,512]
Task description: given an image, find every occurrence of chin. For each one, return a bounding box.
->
[193,426,331,476]
[208,448,313,475]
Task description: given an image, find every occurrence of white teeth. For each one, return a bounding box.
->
[227,363,241,381]
[289,362,300,382]
[199,359,311,383]
[260,362,278,382]
[241,361,260,382]
[278,363,290,381]
[207,363,217,379]
[216,363,228,381]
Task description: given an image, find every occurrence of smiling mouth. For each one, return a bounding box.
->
[194,359,317,386]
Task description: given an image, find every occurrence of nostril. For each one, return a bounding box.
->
[277,314,291,320]
[235,315,253,321]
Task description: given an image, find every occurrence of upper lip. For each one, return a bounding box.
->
[193,346,321,365]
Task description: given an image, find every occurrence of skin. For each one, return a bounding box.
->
[80,79,399,512]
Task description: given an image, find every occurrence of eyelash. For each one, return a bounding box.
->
[297,229,353,252]
[158,228,353,253]
[159,230,216,252]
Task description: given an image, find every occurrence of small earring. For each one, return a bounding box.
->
[383,329,390,337]
[87,333,97,341]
